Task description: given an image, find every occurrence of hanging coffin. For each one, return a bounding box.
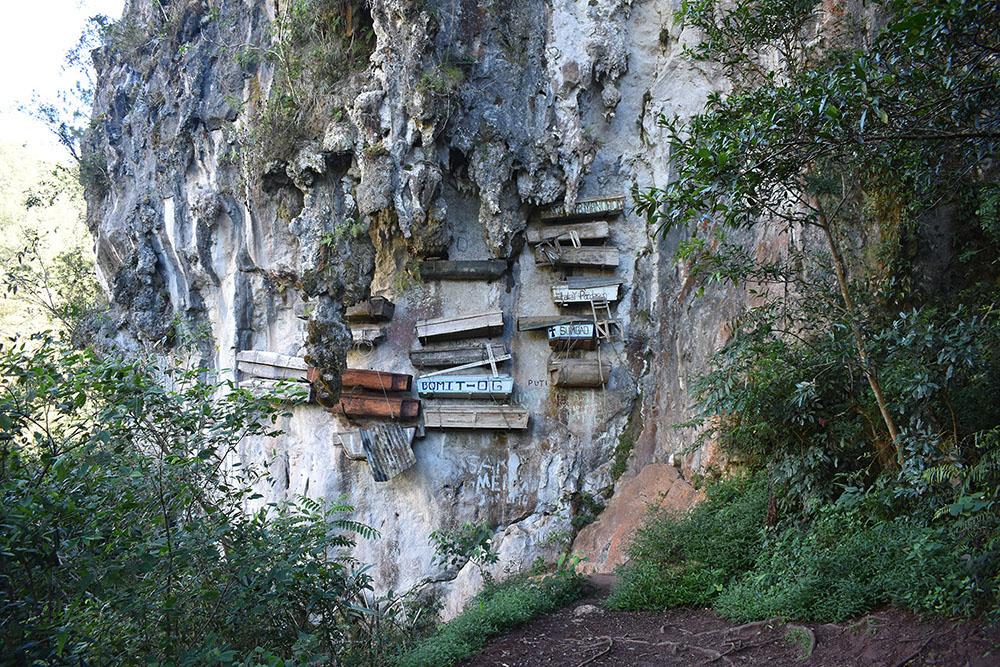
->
[415,310,504,342]
[547,322,597,350]
[345,296,395,322]
[549,358,612,388]
[526,220,610,245]
[361,423,417,482]
[534,245,619,268]
[537,195,625,222]
[237,378,312,402]
[410,342,508,368]
[338,426,417,461]
[341,369,413,393]
[236,350,308,381]
[551,278,622,305]
[423,404,530,430]
[352,326,386,346]
[419,259,507,281]
[415,374,514,399]
[334,393,421,419]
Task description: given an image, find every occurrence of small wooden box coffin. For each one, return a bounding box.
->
[415,310,504,342]
[361,423,417,482]
[410,342,508,368]
[237,378,312,402]
[345,296,395,322]
[526,220,610,245]
[535,245,619,268]
[419,259,507,281]
[423,404,530,430]
[351,326,386,346]
[236,350,308,381]
[551,278,622,305]
[338,427,417,461]
[415,374,514,399]
[547,322,597,350]
[549,358,612,388]
[341,369,413,393]
[537,195,625,221]
[334,393,420,419]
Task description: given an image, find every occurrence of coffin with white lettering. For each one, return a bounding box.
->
[551,278,622,305]
[547,322,597,350]
[415,374,514,398]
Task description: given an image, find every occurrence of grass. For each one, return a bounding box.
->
[395,572,584,667]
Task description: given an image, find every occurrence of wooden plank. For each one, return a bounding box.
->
[339,427,416,461]
[345,296,395,322]
[419,260,507,281]
[416,310,504,342]
[410,342,509,367]
[237,378,312,402]
[537,195,625,221]
[236,350,308,380]
[552,282,621,305]
[351,326,385,345]
[535,245,619,268]
[334,393,420,419]
[341,369,413,393]
[549,358,612,388]
[547,322,597,350]
[361,423,417,482]
[517,315,584,331]
[526,220,609,244]
[415,374,514,398]
[423,404,529,430]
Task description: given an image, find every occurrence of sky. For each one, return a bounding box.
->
[0,0,124,160]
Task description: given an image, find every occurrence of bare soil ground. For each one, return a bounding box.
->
[460,577,1000,667]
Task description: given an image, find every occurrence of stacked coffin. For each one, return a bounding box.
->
[235,350,312,402]
[346,296,395,349]
[530,196,623,269]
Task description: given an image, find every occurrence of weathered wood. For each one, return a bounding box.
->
[547,322,597,350]
[410,342,509,368]
[537,195,625,221]
[338,427,417,461]
[415,374,514,398]
[340,369,413,392]
[548,358,612,388]
[351,326,386,345]
[423,404,530,430]
[236,350,308,381]
[416,310,504,342]
[517,315,583,331]
[345,296,395,322]
[237,378,312,402]
[419,260,507,281]
[361,423,417,482]
[526,220,610,244]
[334,393,420,419]
[535,245,619,268]
[551,281,621,305]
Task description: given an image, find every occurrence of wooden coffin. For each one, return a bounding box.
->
[415,374,514,399]
[535,245,619,268]
[339,427,417,461]
[547,322,597,350]
[351,326,386,346]
[419,260,507,281]
[341,369,413,393]
[361,423,417,482]
[423,404,529,430]
[237,378,312,402]
[526,220,610,245]
[334,393,420,419]
[236,350,308,381]
[345,296,395,322]
[551,278,622,305]
[549,358,612,388]
[537,195,625,221]
[416,310,504,342]
[517,315,581,331]
[410,342,508,368]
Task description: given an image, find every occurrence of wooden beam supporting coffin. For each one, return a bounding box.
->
[526,220,609,245]
[419,260,507,281]
[549,358,612,388]
[345,296,395,322]
[415,374,514,398]
[517,315,583,331]
[236,350,308,381]
[551,279,622,305]
[535,245,619,268]
[537,195,625,221]
[340,369,413,393]
[416,310,504,342]
[410,342,508,368]
[423,404,529,430]
[334,393,420,419]
[547,322,597,350]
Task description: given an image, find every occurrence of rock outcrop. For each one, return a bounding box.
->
[84,0,762,614]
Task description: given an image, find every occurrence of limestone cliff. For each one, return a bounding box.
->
[84,0,750,612]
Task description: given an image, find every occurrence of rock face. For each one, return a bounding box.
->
[84,0,757,614]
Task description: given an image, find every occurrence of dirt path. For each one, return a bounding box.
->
[460,577,999,666]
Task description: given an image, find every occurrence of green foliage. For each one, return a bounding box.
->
[0,337,378,664]
[431,522,500,574]
[395,571,584,667]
